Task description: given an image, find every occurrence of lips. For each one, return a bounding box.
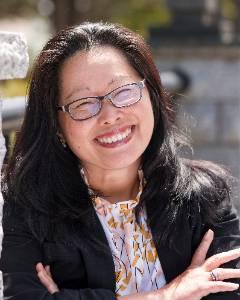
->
[95,125,133,139]
[94,125,134,147]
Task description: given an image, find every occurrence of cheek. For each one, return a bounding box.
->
[66,127,86,147]
[63,126,90,160]
[141,99,154,131]
[58,116,88,149]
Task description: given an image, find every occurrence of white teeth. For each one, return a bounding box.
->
[97,127,132,144]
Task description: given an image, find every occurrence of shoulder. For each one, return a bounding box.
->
[2,200,51,243]
[178,159,240,254]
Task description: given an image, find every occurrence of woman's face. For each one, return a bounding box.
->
[58,46,154,170]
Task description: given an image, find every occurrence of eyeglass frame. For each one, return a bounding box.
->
[56,79,146,121]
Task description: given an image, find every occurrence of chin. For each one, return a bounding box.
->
[98,157,142,170]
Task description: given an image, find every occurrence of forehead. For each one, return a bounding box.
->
[60,46,138,79]
[58,46,140,99]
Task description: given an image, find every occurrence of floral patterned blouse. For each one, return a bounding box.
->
[81,169,166,297]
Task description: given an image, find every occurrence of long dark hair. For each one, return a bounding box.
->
[2,22,231,246]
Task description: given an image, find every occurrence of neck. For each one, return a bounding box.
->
[82,163,140,203]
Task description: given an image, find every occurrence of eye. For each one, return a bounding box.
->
[71,98,97,110]
[74,102,90,110]
[69,98,100,118]
[115,88,131,96]
[113,85,138,104]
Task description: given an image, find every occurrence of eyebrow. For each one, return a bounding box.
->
[64,75,131,102]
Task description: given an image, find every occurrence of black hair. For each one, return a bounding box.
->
[2,22,231,247]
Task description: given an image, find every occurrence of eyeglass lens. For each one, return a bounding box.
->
[69,82,142,120]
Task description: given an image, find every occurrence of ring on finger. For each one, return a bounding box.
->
[210,270,218,281]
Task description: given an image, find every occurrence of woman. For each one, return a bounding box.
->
[1,22,240,299]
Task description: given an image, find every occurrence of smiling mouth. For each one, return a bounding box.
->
[95,125,134,147]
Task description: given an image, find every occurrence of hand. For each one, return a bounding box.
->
[36,262,59,294]
[158,229,240,300]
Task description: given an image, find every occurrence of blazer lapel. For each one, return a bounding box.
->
[80,210,116,291]
[150,222,192,283]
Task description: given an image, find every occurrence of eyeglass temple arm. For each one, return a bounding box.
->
[56,105,66,112]
[139,78,145,88]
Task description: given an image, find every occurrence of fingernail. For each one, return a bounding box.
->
[231,283,239,290]
[206,229,214,237]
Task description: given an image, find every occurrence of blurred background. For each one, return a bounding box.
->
[0,0,240,210]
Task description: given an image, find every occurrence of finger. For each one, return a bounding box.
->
[38,272,58,294]
[204,248,240,271]
[45,265,51,277]
[36,263,52,279]
[205,281,239,295]
[37,270,59,294]
[209,268,240,281]
[191,229,214,267]
[36,262,45,272]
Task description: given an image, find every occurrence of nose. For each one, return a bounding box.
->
[97,99,122,125]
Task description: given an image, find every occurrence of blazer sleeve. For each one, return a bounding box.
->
[192,196,240,300]
[0,205,116,300]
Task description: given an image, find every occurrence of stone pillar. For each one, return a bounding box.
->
[0,32,29,299]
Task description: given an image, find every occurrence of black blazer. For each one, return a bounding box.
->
[1,197,240,300]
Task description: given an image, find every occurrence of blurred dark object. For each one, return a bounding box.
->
[52,0,78,32]
[161,68,190,95]
[236,0,240,42]
[149,0,239,47]
[50,0,117,33]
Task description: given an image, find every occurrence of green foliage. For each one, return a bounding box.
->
[0,0,37,17]
[221,0,239,20]
[109,0,171,37]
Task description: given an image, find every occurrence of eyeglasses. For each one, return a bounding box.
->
[56,79,146,121]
